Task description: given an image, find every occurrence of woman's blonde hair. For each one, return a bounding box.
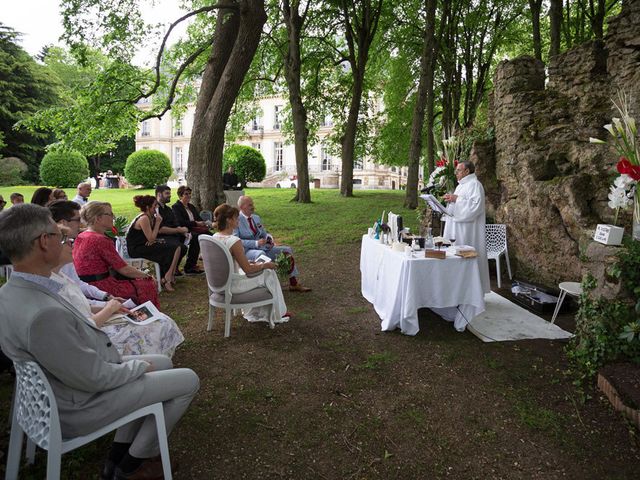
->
[81,201,112,225]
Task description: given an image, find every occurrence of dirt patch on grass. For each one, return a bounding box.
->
[1,240,639,479]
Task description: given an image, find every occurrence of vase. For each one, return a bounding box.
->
[633,191,640,241]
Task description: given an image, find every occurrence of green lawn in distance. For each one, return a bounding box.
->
[0,186,420,253]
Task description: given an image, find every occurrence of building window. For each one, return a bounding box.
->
[321,146,331,171]
[174,119,183,137]
[354,158,363,170]
[141,120,150,137]
[274,142,283,171]
[274,106,282,130]
[391,166,396,173]
[321,114,333,127]
[174,146,184,174]
[251,143,261,151]
[252,116,263,132]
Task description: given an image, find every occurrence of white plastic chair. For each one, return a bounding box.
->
[485,224,512,289]
[116,236,162,293]
[199,235,275,337]
[6,361,172,480]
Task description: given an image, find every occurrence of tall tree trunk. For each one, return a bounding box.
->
[529,0,543,60]
[340,67,364,197]
[405,0,437,209]
[339,0,384,198]
[282,0,311,203]
[187,0,267,210]
[549,0,562,57]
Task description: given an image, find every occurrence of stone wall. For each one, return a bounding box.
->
[485,0,640,292]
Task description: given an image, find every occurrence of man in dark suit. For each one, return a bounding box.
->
[234,195,311,292]
[172,186,207,274]
[223,166,240,190]
[0,204,199,480]
[155,185,188,275]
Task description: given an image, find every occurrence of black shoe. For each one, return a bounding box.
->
[174,269,184,277]
[184,268,205,275]
[101,459,116,480]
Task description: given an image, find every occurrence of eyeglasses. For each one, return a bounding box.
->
[68,217,81,223]
[100,212,115,217]
[31,231,67,244]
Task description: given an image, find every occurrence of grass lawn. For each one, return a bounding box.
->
[0,187,638,479]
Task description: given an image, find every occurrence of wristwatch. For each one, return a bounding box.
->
[103,294,112,301]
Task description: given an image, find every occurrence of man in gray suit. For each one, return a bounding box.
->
[235,195,311,292]
[0,204,199,480]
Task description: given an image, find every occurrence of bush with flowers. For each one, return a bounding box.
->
[589,91,639,237]
[423,135,461,202]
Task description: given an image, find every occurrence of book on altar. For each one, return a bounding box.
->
[420,194,448,216]
[454,245,477,258]
[106,301,163,326]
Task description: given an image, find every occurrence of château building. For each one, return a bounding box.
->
[135,95,408,189]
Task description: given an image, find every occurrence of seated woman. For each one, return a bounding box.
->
[52,188,68,201]
[212,204,289,326]
[73,201,160,307]
[126,195,181,291]
[54,226,184,357]
[172,185,208,274]
[30,187,54,206]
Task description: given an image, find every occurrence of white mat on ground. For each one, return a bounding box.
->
[467,292,573,342]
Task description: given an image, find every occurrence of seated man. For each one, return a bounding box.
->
[235,195,311,292]
[155,185,188,274]
[10,192,24,205]
[0,204,199,480]
[72,181,92,206]
[223,165,241,190]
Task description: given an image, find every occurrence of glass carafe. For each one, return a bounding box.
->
[424,227,434,249]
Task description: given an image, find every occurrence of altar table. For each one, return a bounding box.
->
[360,235,485,335]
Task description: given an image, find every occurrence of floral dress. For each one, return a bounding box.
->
[52,271,184,357]
[73,230,160,307]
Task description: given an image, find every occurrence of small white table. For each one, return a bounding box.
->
[360,235,485,335]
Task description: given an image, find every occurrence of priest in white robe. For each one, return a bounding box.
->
[443,161,491,294]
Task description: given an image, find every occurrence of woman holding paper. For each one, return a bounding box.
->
[55,225,184,357]
[212,204,290,325]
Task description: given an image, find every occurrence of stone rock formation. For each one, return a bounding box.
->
[483,0,640,295]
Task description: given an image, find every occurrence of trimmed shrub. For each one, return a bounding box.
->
[124,150,173,188]
[223,145,266,186]
[39,150,89,188]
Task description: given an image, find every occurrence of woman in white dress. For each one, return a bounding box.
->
[53,225,184,357]
[212,204,289,326]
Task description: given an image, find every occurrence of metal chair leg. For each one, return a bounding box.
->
[551,289,567,323]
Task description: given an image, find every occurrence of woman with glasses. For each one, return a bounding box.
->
[53,225,184,357]
[73,202,160,307]
[171,186,208,274]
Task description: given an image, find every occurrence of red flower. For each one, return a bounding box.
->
[111,226,118,236]
[436,158,446,167]
[454,160,459,167]
[617,157,640,181]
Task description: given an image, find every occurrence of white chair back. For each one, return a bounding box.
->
[199,235,234,294]
[485,224,507,254]
[13,361,60,450]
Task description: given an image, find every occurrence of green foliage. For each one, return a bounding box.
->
[124,150,172,188]
[223,145,266,184]
[104,215,129,239]
[0,156,27,186]
[0,24,60,181]
[39,150,89,187]
[567,239,640,386]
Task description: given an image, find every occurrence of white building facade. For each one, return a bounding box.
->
[135,96,408,190]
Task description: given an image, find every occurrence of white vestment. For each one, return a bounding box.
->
[443,173,491,294]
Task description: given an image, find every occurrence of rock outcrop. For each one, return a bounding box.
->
[484,0,640,294]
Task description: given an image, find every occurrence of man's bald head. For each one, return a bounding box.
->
[237,195,255,216]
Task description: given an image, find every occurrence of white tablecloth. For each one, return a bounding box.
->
[360,235,485,335]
